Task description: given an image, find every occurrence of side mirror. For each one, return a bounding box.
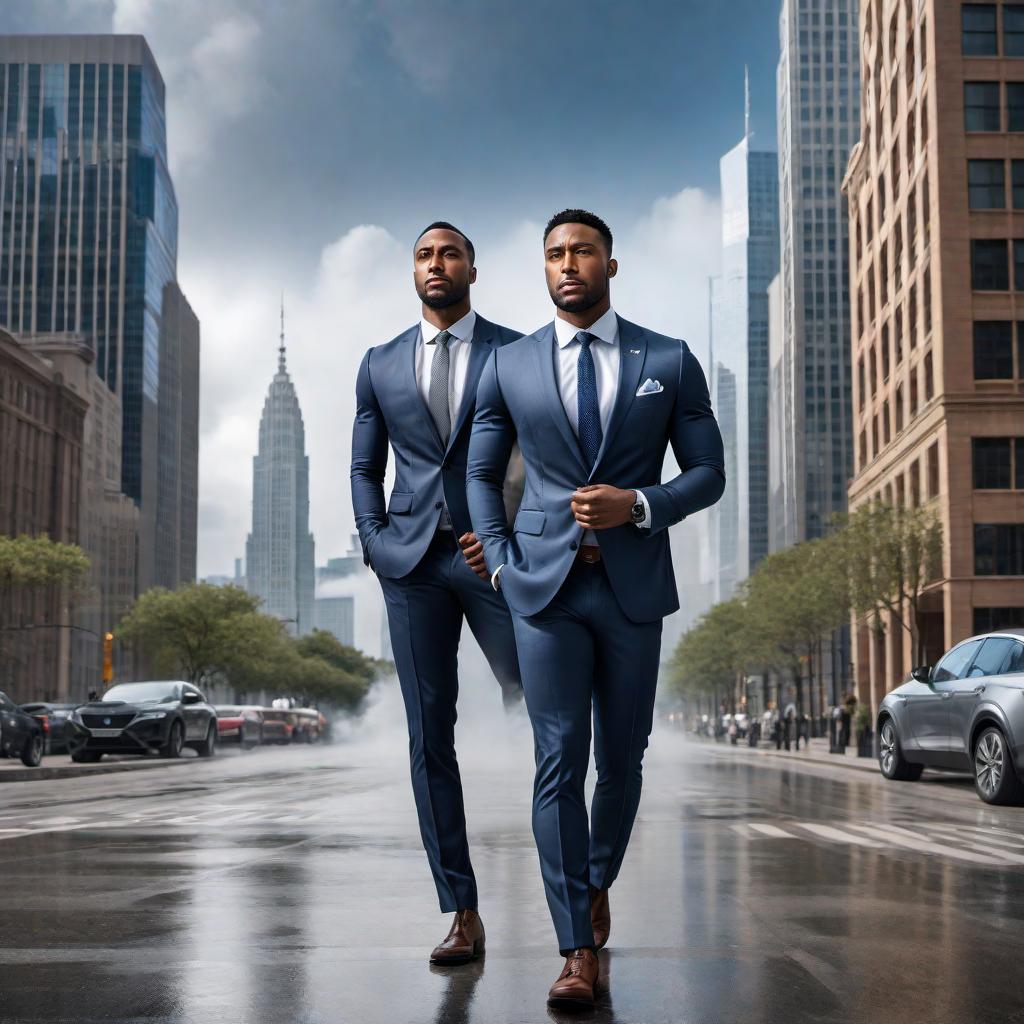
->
[182,691,202,705]
[910,665,932,684]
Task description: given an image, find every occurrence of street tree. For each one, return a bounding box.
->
[0,534,90,591]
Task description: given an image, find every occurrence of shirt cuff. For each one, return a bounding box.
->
[491,564,505,591]
[634,489,652,530]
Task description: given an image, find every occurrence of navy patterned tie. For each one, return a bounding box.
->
[576,331,603,469]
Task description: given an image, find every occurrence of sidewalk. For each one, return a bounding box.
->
[0,753,196,784]
[707,735,882,774]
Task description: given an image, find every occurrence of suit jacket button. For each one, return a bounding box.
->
[435,501,443,509]
[569,541,578,551]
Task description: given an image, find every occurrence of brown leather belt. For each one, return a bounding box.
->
[576,545,602,565]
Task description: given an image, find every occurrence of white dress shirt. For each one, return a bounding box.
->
[417,309,476,421]
[491,307,649,591]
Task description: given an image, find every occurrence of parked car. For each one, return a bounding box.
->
[20,702,79,755]
[0,691,44,766]
[291,708,324,743]
[259,708,296,744]
[877,629,1024,804]
[214,706,263,749]
[66,681,218,762]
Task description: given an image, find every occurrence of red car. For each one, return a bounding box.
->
[258,708,296,745]
[214,706,263,749]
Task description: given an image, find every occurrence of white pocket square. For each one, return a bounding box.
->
[636,378,664,396]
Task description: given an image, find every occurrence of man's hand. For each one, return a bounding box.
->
[571,485,636,530]
[458,531,491,582]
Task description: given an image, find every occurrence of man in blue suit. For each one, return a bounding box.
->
[467,209,725,1008]
[350,222,523,966]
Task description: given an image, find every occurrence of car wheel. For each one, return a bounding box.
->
[20,733,43,767]
[71,750,101,763]
[196,721,217,758]
[878,717,924,781]
[160,720,185,759]
[973,726,1024,805]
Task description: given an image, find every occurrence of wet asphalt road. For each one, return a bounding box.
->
[1,684,1024,1024]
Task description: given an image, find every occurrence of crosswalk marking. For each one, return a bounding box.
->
[747,823,796,838]
[845,824,1007,865]
[797,823,885,848]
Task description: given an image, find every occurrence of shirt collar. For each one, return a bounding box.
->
[421,309,476,345]
[553,306,618,349]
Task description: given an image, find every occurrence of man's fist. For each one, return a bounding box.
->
[458,531,490,582]
[571,485,636,530]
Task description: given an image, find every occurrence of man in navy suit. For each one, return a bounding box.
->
[350,222,523,966]
[467,209,725,1008]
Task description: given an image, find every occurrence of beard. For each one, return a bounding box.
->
[549,278,608,314]
[416,279,470,310]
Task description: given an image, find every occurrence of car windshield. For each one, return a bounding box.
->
[102,683,179,703]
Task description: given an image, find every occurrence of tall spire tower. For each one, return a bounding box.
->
[245,305,316,636]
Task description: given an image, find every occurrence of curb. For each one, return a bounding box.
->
[0,757,196,784]
[703,741,882,775]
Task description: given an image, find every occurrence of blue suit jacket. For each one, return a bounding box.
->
[466,316,725,623]
[351,315,523,579]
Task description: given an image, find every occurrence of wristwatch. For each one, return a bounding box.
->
[630,494,646,525]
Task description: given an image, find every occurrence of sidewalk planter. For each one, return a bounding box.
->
[856,729,875,758]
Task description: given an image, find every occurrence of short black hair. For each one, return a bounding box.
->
[415,221,475,266]
[543,208,613,256]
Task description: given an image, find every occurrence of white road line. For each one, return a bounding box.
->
[797,823,885,848]
[847,824,1008,865]
[748,823,797,838]
[925,824,1024,848]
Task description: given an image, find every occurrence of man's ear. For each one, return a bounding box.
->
[607,258,618,279]
[470,266,478,285]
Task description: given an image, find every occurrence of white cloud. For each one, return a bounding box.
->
[192,188,722,582]
[112,0,264,174]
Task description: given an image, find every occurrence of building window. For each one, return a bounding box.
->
[972,239,1009,289]
[1006,5,1024,56]
[895,384,904,432]
[927,441,939,498]
[882,323,891,380]
[975,321,1014,377]
[858,356,865,409]
[963,4,998,55]
[973,437,1013,488]
[1014,161,1024,208]
[910,367,919,414]
[965,82,1001,130]
[923,266,932,335]
[969,159,1006,208]
[924,350,934,399]
[975,524,1024,575]
[974,607,1024,632]
[910,459,921,507]
[883,400,891,444]
[1010,83,1024,130]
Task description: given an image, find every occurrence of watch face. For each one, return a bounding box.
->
[631,502,645,523]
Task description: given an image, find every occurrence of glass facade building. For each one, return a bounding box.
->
[246,324,316,637]
[709,136,779,601]
[0,35,194,595]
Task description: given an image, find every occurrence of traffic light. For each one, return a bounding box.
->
[102,632,114,684]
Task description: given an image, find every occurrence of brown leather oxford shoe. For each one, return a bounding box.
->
[590,885,610,950]
[429,908,485,965]
[547,947,599,1008]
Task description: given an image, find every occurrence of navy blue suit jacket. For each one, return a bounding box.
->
[466,316,725,623]
[351,315,523,579]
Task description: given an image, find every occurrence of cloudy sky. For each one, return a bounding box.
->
[4,0,781,579]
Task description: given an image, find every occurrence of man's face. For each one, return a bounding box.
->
[544,223,616,314]
[414,229,476,309]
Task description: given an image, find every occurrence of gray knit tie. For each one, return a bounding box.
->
[428,329,452,445]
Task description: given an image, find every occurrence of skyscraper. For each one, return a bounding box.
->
[775,1,861,546]
[709,112,779,601]
[245,309,315,636]
[0,35,198,598]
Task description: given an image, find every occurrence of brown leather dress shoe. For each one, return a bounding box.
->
[547,947,599,1008]
[590,886,610,950]
[429,909,485,965]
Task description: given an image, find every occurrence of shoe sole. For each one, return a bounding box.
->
[547,994,595,1010]
[429,938,485,966]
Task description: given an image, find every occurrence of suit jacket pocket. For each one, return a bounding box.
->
[513,509,546,535]
[387,491,414,514]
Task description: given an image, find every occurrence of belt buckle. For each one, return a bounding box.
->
[578,546,601,565]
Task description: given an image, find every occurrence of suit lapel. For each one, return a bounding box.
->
[447,316,495,451]
[533,323,588,476]
[589,316,647,480]
[400,324,445,451]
